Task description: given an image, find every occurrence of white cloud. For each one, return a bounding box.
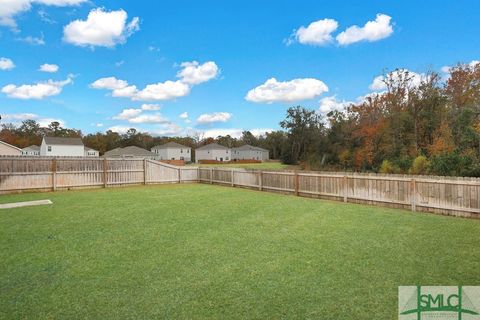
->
[128,113,168,124]
[0,57,15,70]
[16,33,45,45]
[179,112,188,119]
[92,122,103,127]
[245,77,328,103]
[0,0,86,29]
[112,108,142,120]
[441,60,480,74]
[107,125,134,134]
[115,60,125,67]
[1,75,73,99]
[39,63,59,73]
[369,69,423,91]
[336,14,393,46]
[318,96,353,113]
[288,18,338,46]
[140,103,160,111]
[151,123,184,136]
[2,112,65,127]
[63,8,139,48]
[90,76,128,90]
[176,61,219,85]
[196,112,232,124]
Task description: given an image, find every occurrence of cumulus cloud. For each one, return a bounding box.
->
[369,69,423,91]
[63,8,139,48]
[16,33,45,45]
[112,108,142,120]
[0,0,86,29]
[106,125,134,134]
[0,57,15,70]
[287,18,338,46]
[441,60,480,74]
[2,112,65,126]
[318,96,354,114]
[127,113,168,124]
[196,112,232,124]
[1,75,73,99]
[39,63,59,73]
[140,103,160,111]
[179,112,189,119]
[176,61,219,84]
[336,14,393,46]
[199,128,273,139]
[245,77,328,103]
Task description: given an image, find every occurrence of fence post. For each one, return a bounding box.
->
[143,159,147,185]
[294,171,299,196]
[259,171,263,191]
[197,167,200,183]
[51,158,57,191]
[343,175,348,203]
[103,158,108,188]
[210,168,213,184]
[231,169,234,187]
[178,168,181,184]
[411,178,416,211]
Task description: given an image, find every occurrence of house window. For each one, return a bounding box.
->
[187,150,189,153]
[181,149,183,153]
[180,157,184,160]
[47,146,52,152]
[226,157,229,161]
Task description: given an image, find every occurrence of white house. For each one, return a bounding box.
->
[232,145,269,161]
[21,145,40,156]
[0,140,21,156]
[195,143,231,162]
[151,142,191,161]
[104,146,159,159]
[84,147,99,157]
[40,137,86,157]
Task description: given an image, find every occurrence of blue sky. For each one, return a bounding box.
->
[1,0,479,138]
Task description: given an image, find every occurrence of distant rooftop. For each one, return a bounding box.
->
[196,143,229,150]
[152,142,190,149]
[232,144,268,152]
[104,146,156,157]
[22,145,40,151]
[44,136,83,146]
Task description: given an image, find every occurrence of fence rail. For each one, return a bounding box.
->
[198,168,480,218]
[1,157,479,218]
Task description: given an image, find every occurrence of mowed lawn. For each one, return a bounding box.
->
[1,184,479,319]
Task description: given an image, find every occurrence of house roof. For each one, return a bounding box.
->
[104,146,156,157]
[152,142,190,149]
[22,145,40,151]
[44,136,83,146]
[84,146,98,152]
[196,143,229,151]
[232,144,268,152]
[0,140,21,151]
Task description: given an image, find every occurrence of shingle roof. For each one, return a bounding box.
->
[0,140,21,151]
[84,146,98,152]
[44,136,83,146]
[196,143,229,150]
[232,144,268,152]
[22,145,40,151]
[152,142,189,149]
[104,146,156,157]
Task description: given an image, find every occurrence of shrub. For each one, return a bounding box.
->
[409,155,430,175]
[379,160,401,174]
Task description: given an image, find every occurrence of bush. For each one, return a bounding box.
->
[429,152,480,177]
[379,160,401,174]
[409,155,430,175]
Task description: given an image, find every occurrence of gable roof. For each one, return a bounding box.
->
[84,146,98,152]
[196,143,229,151]
[104,146,156,157]
[0,140,21,151]
[44,136,83,146]
[232,144,269,152]
[22,145,40,151]
[152,142,190,149]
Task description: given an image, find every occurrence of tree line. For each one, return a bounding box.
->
[1,62,479,176]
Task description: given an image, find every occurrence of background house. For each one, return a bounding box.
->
[21,145,40,156]
[84,147,99,157]
[0,140,21,156]
[104,146,158,159]
[195,143,230,162]
[40,137,88,157]
[232,145,269,161]
[151,142,191,162]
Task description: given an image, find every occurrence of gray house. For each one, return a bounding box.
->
[40,137,85,157]
[104,146,158,159]
[151,142,191,162]
[0,140,21,156]
[21,145,40,156]
[232,144,269,161]
[195,143,231,163]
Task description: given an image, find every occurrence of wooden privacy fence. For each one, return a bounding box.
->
[0,157,199,193]
[1,157,480,218]
[198,168,480,218]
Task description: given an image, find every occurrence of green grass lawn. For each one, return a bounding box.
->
[1,184,479,319]
[192,162,294,170]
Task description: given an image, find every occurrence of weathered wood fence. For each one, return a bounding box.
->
[198,168,480,218]
[1,157,480,218]
[0,157,199,193]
